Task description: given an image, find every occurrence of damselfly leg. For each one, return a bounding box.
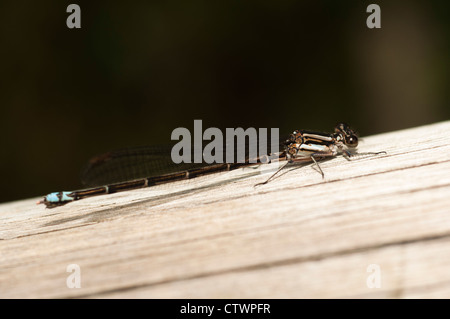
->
[343,150,387,160]
[254,152,332,187]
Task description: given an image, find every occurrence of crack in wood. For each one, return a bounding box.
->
[67,232,450,298]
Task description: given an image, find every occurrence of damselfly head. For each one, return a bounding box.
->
[335,123,359,148]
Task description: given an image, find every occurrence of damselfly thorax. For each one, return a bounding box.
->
[284,123,358,160]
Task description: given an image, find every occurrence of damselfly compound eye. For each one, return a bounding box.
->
[346,135,358,147]
[335,123,345,134]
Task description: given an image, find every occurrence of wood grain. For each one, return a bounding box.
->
[1,120,450,298]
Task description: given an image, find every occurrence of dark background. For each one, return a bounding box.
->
[0,0,449,203]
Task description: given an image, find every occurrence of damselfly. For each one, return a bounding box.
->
[38,123,385,208]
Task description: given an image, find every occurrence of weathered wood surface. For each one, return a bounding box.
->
[1,120,450,298]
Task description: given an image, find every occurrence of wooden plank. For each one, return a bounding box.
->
[1,120,450,298]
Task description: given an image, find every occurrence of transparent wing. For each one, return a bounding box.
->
[80,134,287,187]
